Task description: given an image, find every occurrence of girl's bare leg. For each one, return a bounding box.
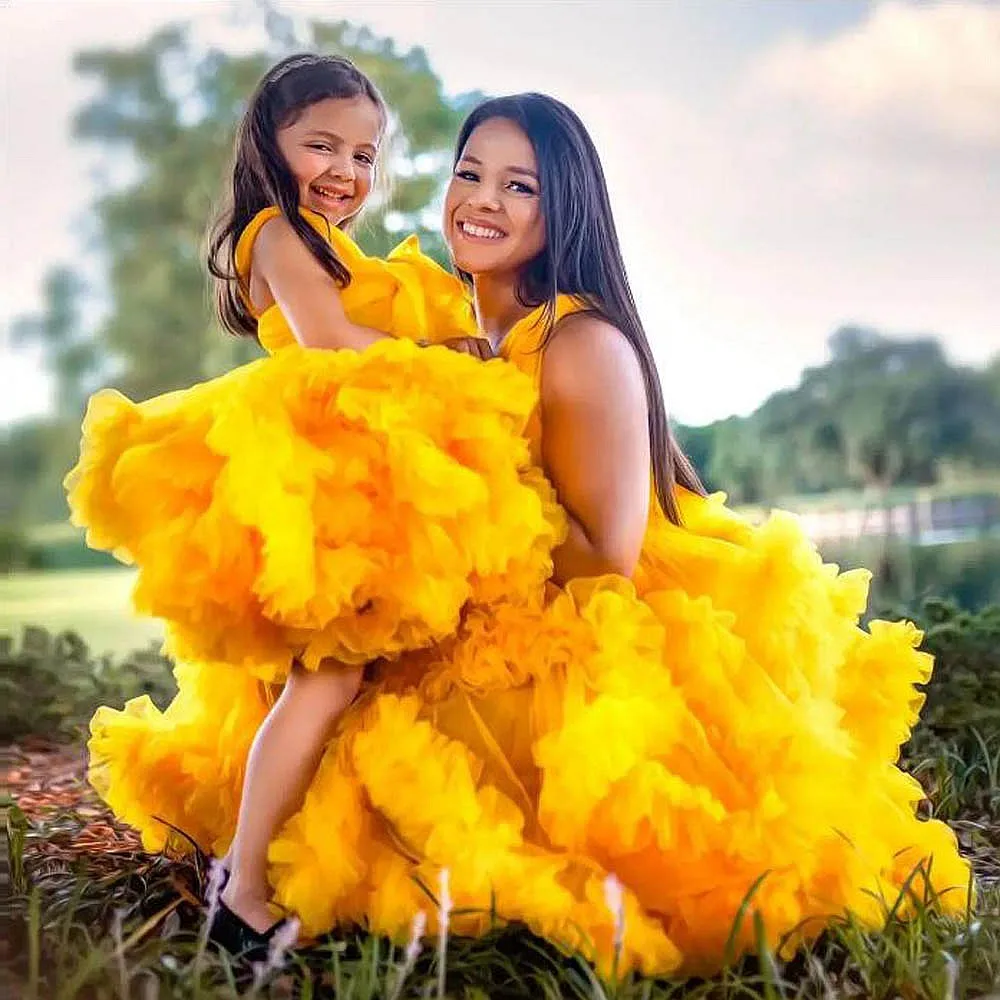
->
[219,662,363,931]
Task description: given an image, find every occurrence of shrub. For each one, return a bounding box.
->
[909,598,1000,738]
[0,626,174,742]
[0,526,43,573]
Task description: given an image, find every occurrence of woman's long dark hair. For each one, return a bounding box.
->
[207,53,387,338]
[453,94,705,523]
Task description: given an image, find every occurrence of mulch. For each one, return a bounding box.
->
[4,737,143,861]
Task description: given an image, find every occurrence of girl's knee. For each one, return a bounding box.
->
[285,662,363,719]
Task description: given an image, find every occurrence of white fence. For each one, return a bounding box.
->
[793,493,1000,544]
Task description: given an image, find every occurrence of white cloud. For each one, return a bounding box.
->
[748,0,1000,148]
[576,2,1000,423]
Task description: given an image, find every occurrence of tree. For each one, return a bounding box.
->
[11,268,93,416]
[815,327,995,490]
[6,272,97,525]
[985,354,1000,408]
[0,419,80,524]
[685,326,1000,504]
[16,11,480,405]
[704,417,765,503]
[7,11,482,523]
[674,422,715,489]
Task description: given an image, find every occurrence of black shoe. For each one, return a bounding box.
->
[207,899,292,962]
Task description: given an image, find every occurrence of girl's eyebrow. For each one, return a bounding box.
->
[460,153,538,181]
[306,130,342,143]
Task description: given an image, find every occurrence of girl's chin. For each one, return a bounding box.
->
[304,196,354,224]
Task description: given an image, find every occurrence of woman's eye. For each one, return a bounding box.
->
[355,152,374,166]
[508,181,535,195]
[307,143,332,153]
[456,169,479,182]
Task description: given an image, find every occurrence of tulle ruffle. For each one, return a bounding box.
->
[67,342,565,681]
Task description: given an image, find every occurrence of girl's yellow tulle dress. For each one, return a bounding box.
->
[72,208,972,977]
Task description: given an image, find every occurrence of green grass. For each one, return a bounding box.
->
[6,780,998,999]
[5,649,1000,996]
[0,568,162,655]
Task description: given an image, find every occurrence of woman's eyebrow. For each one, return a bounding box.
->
[461,153,538,180]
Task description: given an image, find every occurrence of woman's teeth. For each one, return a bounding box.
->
[461,221,505,239]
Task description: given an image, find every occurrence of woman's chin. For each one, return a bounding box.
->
[449,250,508,277]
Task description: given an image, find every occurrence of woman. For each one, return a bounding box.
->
[86,93,970,976]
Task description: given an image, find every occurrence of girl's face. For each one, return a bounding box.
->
[277,96,382,224]
[444,117,546,279]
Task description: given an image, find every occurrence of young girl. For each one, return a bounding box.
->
[207,53,385,947]
[206,54,489,357]
[70,54,562,954]
[78,88,971,975]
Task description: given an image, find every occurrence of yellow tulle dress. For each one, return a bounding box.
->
[78,209,972,978]
[66,208,564,681]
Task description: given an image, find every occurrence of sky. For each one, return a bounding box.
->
[2,0,998,426]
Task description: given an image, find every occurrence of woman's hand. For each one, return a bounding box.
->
[438,336,495,360]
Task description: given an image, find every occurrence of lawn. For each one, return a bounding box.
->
[0,567,163,655]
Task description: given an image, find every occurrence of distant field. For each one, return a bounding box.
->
[0,568,163,655]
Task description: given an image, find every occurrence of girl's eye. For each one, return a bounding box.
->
[307,143,332,153]
[455,169,479,182]
[355,152,374,166]
[508,180,536,195]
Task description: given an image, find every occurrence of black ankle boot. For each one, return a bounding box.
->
[207,899,292,962]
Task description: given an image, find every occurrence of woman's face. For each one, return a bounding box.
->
[443,117,546,278]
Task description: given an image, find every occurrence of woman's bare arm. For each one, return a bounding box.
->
[540,313,650,583]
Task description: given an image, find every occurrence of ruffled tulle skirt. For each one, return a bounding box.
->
[86,490,972,975]
[67,340,564,682]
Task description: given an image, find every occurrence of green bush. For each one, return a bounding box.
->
[909,597,1000,738]
[3,599,997,747]
[0,626,174,742]
[32,533,119,571]
[0,526,43,573]
[892,599,1000,823]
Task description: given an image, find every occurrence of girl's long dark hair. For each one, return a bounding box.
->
[453,94,705,523]
[207,53,386,338]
